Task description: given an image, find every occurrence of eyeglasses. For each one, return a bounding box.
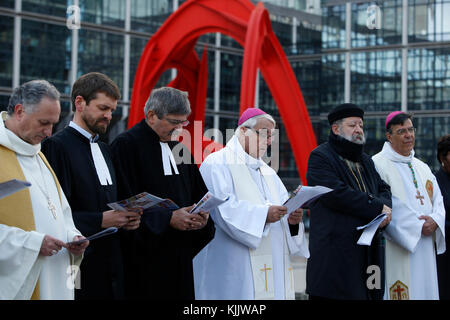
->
[393,127,416,136]
[245,127,277,141]
[161,117,190,127]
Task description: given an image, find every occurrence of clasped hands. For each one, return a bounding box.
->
[170,205,210,231]
[266,205,303,225]
[102,208,143,230]
[419,215,438,236]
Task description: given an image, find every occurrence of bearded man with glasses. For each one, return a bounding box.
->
[372,111,446,300]
[306,103,392,300]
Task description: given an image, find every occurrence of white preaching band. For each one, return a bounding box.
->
[69,121,113,185]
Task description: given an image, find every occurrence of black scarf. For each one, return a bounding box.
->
[328,131,364,162]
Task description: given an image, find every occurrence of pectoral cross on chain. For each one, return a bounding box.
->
[260,264,272,292]
[415,190,424,205]
[47,198,57,219]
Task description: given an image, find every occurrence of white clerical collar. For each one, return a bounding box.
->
[227,135,265,170]
[160,142,179,176]
[69,121,112,185]
[381,141,415,163]
[0,111,40,156]
[69,121,99,142]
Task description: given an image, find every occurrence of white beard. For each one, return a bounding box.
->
[339,130,366,145]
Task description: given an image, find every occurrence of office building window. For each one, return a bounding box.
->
[78,29,124,94]
[351,0,402,47]
[21,19,71,94]
[22,0,67,18]
[0,16,13,87]
[79,0,125,28]
[220,53,242,112]
[131,0,173,33]
[408,0,450,43]
[351,50,402,112]
[322,4,346,49]
[408,47,450,110]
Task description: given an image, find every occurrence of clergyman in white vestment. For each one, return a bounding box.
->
[0,80,87,300]
[372,111,446,300]
[193,108,310,300]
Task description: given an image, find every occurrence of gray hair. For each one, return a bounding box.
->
[7,80,60,115]
[235,114,276,136]
[144,87,191,118]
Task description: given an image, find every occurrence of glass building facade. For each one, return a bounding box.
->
[1,0,449,191]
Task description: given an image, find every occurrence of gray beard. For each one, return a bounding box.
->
[339,131,366,145]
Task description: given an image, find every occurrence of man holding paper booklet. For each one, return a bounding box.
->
[306,103,392,300]
[42,73,140,300]
[111,87,215,300]
[194,108,310,300]
[0,80,87,300]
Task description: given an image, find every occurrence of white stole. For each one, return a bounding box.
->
[373,142,444,299]
[225,149,295,300]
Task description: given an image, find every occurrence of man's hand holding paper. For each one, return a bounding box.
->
[102,209,142,230]
[379,204,392,229]
[266,205,287,223]
[170,205,209,231]
[67,236,89,256]
[283,185,333,215]
[287,208,304,225]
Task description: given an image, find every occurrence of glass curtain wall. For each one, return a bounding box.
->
[0,0,448,181]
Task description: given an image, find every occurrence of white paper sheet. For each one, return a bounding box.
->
[283,185,333,214]
[356,213,386,246]
[189,191,229,214]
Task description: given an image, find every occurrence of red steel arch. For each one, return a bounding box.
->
[128,0,317,183]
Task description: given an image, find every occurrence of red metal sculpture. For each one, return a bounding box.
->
[128,0,317,183]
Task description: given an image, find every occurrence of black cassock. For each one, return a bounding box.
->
[110,120,215,300]
[306,132,392,300]
[41,126,124,299]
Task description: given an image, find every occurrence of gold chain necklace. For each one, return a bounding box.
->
[345,160,367,193]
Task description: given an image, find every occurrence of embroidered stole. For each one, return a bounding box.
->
[225,149,295,300]
[374,156,434,300]
[0,146,62,300]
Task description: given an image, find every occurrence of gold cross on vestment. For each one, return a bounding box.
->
[415,190,424,205]
[260,264,272,292]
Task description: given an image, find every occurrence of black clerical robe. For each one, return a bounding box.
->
[110,119,215,300]
[306,132,392,300]
[41,126,124,299]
